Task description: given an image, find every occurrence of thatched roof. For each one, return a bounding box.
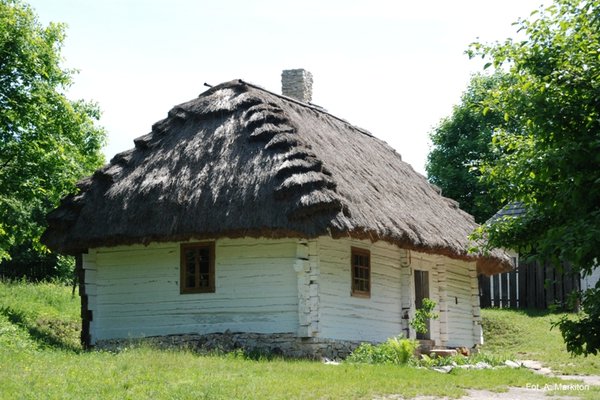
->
[42,79,510,274]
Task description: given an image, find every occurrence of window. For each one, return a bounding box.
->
[180,242,215,294]
[351,247,370,297]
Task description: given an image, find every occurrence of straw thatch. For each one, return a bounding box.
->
[42,80,510,274]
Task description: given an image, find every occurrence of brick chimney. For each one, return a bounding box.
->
[281,69,313,103]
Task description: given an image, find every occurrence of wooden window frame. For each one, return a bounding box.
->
[351,246,371,298]
[180,242,215,294]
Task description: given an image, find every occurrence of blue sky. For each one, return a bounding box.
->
[28,0,545,174]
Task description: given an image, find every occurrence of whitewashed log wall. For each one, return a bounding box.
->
[83,235,482,348]
[444,260,482,347]
[293,239,320,337]
[83,238,299,344]
[317,237,407,343]
[315,237,481,347]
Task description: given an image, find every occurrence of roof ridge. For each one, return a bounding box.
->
[237,79,374,139]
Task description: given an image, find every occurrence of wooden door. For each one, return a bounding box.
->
[414,270,430,340]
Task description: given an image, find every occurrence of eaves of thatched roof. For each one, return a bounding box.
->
[42,79,510,275]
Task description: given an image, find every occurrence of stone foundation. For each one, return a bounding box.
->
[95,331,362,359]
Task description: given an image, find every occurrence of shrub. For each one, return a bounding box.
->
[410,298,439,334]
[346,336,418,365]
[0,244,75,284]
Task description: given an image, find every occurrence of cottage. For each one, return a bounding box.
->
[43,70,510,358]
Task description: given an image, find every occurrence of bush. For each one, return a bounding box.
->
[0,243,75,283]
[346,336,418,365]
[410,298,439,334]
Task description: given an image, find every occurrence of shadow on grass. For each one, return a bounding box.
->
[485,307,573,318]
[0,306,81,352]
[515,308,555,318]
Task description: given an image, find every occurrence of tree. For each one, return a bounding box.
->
[468,0,600,355]
[0,0,105,263]
[426,73,508,223]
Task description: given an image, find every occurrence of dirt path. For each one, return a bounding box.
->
[380,384,591,400]
[376,360,599,400]
[413,387,582,400]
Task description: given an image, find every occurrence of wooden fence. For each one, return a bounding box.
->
[479,260,580,309]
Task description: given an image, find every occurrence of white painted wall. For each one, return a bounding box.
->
[317,237,406,343]
[83,235,482,348]
[444,260,482,347]
[581,267,600,291]
[83,238,299,343]
[316,237,480,348]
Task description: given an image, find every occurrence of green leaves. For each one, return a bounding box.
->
[469,0,600,267]
[410,298,439,335]
[426,73,508,223]
[467,0,600,355]
[0,0,106,260]
[553,287,600,356]
[346,336,418,365]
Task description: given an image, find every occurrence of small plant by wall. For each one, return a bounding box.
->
[345,336,419,365]
[410,298,439,335]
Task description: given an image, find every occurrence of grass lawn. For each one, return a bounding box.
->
[481,308,600,375]
[1,280,598,399]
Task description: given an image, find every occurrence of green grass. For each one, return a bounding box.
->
[1,280,598,399]
[0,347,571,399]
[0,279,81,352]
[481,308,600,375]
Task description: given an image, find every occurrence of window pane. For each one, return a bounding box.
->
[181,244,214,293]
[186,273,195,288]
[185,249,196,288]
[185,250,195,267]
[199,273,209,287]
[198,247,209,261]
[351,249,370,294]
[199,248,210,274]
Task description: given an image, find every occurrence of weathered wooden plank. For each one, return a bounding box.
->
[526,262,535,308]
[89,239,299,344]
[445,263,479,347]
[98,304,300,321]
[508,269,517,308]
[96,318,300,340]
[317,237,406,342]
[536,260,545,308]
[517,263,525,308]
[499,272,508,308]
[544,261,554,308]
[319,318,402,342]
[479,275,491,308]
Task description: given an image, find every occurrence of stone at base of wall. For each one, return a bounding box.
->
[94,331,363,359]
